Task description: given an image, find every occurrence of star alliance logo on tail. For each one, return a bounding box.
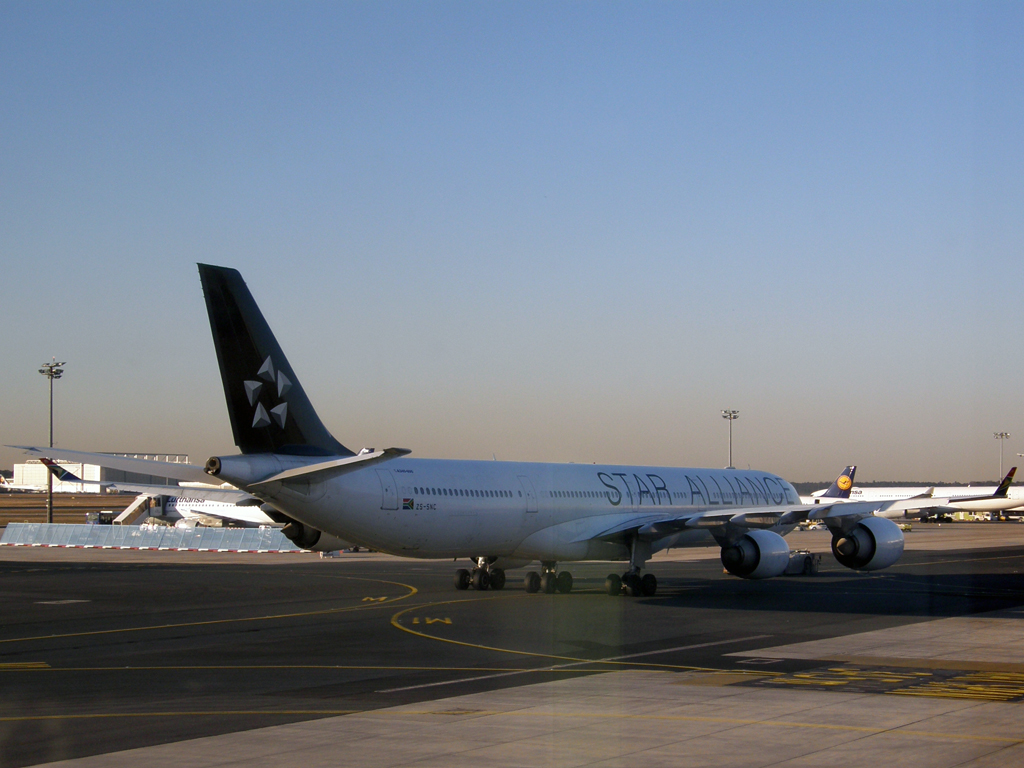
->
[244,355,291,429]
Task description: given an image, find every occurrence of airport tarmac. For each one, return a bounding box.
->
[2,524,1024,767]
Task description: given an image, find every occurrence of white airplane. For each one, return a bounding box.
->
[807,468,1022,519]
[16,264,911,596]
[0,475,46,492]
[37,457,279,527]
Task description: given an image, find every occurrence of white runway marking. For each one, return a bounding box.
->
[377,634,772,693]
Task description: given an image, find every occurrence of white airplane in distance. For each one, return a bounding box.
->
[807,468,1022,518]
[37,457,279,528]
[0,475,46,492]
[16,264,911,596]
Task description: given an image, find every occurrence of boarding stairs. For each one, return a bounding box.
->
[113,495,150,525]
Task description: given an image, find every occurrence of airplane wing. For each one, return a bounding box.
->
[11,446,213,484]
[573,501,890,545]
[36,456,256,504]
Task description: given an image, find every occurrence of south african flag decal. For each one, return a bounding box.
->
[402,498,414,510]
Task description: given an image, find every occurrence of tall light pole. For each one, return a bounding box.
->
[722,410,739,469]
[38,359,65,525]
[994,432,1010,478]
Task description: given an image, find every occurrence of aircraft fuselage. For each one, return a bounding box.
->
[247,458,801,560]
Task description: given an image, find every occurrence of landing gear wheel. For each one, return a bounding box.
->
[524,572,541,593]
[556,571,573,594]
[454,568,471,590]
[488,568,506,590]
[640,573,657,596]
[605,573,622,596]
[471,568,490,591]
[540,572,557,594]
[622,573,643,597]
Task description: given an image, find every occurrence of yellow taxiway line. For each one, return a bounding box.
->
[0,576,417,645]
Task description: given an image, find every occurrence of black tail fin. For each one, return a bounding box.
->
[994,467,1017,497]
[820,466,857,499]
[198,264,353,457]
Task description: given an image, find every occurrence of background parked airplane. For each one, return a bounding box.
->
[0,475,46,492]
[807,467,1022,518]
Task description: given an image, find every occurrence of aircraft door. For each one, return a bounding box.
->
[518,475,538,513]
[376,469,398,510]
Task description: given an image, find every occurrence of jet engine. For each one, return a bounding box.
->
[720,529,791,579]
[280,520,353,553]
[831,516,904,571]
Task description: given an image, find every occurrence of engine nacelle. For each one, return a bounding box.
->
[720,529,791,579]
[831,516,904,571]
[280,520,353,553]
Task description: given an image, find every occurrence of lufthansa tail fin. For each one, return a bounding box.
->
[820,466,857,499]
[198,264,353,457]
[994,467,1017,498]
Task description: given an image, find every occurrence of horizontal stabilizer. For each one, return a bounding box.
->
[11,446,212,484]
[249,447,411,486]
[30,453,253,502]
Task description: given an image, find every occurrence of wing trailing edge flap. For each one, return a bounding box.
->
[847,497,939,516]
[807,500,888,520]
[568,513,669,544]
[249,447,411,486]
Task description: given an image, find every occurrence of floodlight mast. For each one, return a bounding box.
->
[721,409,739,469]
[38,359,66,525]
[994,432,1011,478]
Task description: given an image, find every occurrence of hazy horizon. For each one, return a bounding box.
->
[3,2,1022,483]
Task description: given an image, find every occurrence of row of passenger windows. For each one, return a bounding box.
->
[414,487,515,499]
[549,490,690,500]
[411,486,697,502]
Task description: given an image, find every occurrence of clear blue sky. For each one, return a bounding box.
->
[2,1,1022,482]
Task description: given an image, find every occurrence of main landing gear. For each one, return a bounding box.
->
[605,535,657,596]
[454,558,506,591]
[604,570,657,596]
[524,562,573,594]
